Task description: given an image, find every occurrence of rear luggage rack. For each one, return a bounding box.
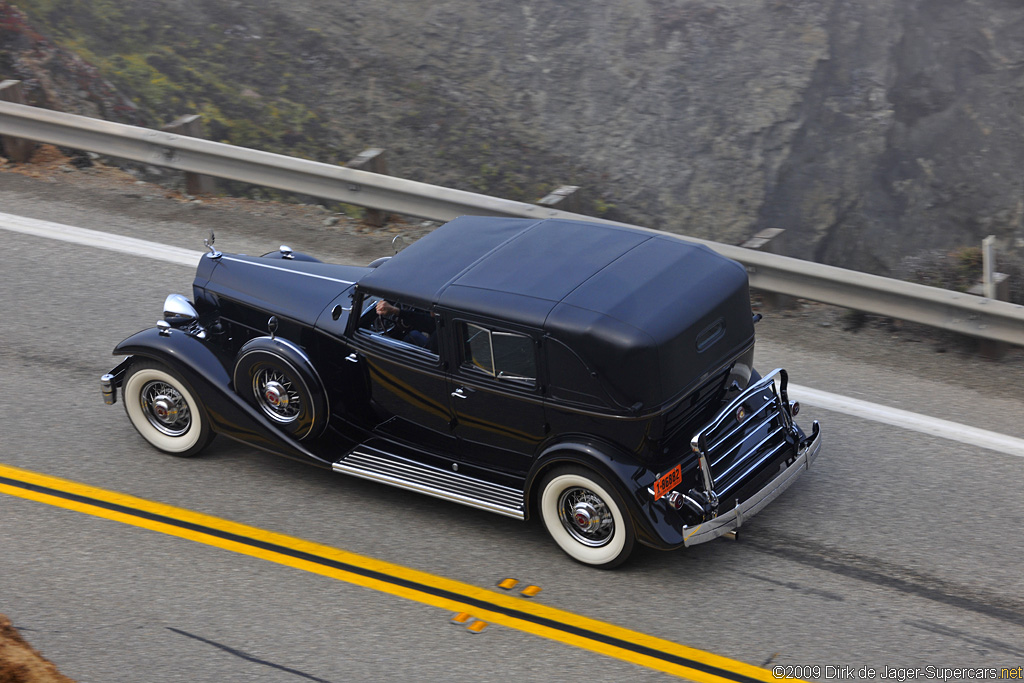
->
[689,369,800,514]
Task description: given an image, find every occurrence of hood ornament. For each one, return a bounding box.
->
[203,232,222,259]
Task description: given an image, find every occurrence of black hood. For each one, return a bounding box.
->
[195,254,369,326]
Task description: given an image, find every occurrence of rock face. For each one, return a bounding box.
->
[4,0,1024,273]
[0,613,74,683]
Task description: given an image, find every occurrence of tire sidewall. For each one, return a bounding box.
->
[539,467,635,568]
[123,362,210,456]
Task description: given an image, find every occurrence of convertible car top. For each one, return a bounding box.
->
[360,216,755,408]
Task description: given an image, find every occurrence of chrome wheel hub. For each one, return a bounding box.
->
[151,396,179,423]
[558,486,614,547]
[572,502,602,533]
[263,381,289,409]
[140,382,191,437]
[253,368,301,423]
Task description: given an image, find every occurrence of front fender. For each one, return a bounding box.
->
[526,440,685,551]
[112,327,331,467]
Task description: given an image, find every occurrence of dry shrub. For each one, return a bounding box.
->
[0,614,73,683]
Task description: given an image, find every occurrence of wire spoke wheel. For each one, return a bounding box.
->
[538,465,635,568]
[139,380,192,436]
[253,366,303,423]
[557,486,615,547]
[122,360,214,457]
[233,340,327,441]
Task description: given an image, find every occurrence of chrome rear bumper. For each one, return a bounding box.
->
[681,420,821,547]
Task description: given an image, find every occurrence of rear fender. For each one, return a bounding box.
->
[527,441,684,550]
[113,327,331,466]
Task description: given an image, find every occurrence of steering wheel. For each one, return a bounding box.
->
[371,312,398,334]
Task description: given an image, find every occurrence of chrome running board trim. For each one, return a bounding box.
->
[333,446,526,520]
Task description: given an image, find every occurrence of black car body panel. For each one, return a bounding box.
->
[104,216,821,567]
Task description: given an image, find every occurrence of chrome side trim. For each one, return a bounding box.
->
[333,446,526,520]
[682,421,821,547]
[221,256,356,286]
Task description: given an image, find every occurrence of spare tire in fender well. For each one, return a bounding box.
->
[232,336,329,441]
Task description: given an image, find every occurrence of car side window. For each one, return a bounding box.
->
[355,294,440,361]
[461,323,536,386]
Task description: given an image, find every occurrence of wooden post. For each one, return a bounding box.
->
[742,228,794,310]
[0,80,37,163]
[347,148,389,227]
[538,185,582,214]
[161,114,216,195]
[969,235,1010,359]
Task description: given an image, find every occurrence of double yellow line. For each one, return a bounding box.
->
[0,463,783,682]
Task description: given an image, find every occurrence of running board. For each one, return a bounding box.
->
[332,446,526,520]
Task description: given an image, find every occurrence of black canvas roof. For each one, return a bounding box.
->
[359,216,754,407]
[359,216,645,310]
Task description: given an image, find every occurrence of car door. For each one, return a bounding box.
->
[446,317,547,476]
[347,295,456,458]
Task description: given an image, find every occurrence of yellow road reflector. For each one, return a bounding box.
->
[497,578,519,590]
[520,585,542,598]
[466,620,488,634]
[450,612,473,625]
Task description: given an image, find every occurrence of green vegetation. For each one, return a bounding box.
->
[8,0,613,209]
[13,0,336,162]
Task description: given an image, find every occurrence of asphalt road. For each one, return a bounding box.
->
[2,170,1024,682]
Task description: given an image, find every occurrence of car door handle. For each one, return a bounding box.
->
[451,387,472,399]
[345,353,360,363]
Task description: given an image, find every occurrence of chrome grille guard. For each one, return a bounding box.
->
[689,368,801,515]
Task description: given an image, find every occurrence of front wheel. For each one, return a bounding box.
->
[538,465,635,568]
[122,359,215,457]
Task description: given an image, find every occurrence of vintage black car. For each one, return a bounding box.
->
[102,216,821,568]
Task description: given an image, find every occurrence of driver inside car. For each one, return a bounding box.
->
[375,300,438,352]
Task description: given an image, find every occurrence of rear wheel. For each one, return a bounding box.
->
[122,359,214,457]
[538,465,635,568]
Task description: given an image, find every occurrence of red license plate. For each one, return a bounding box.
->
[653,464,682,500]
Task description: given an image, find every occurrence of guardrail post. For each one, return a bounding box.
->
[161,115,216,195]
[742,228,795,310]
[538,185,582,214]
[0,81,36,163]
[347,148,389,227]
[968,235,1010,358]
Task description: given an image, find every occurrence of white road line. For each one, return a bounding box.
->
[789,385,1024,459]
[4,211,1024,459]
[0,211,203,266]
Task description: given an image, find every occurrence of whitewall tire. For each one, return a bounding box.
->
[538,465,635,568]
[122,359,214,457]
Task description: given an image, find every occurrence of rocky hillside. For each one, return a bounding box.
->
[3,0,1024,275]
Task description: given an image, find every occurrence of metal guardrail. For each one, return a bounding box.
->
[2,100,1024,346]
